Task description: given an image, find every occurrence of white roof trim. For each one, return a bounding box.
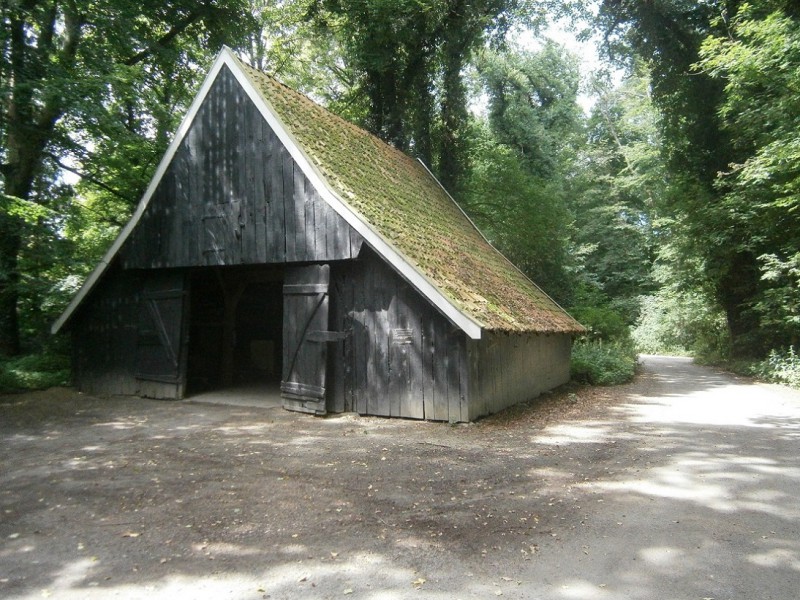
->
[53,48,483,340]
[417,158,578,326]
[51,51,231,334]
[226,50,482,339]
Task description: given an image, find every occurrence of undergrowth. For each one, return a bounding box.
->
[751,347,800,388]
[0,353,71,394]
[570,339,637,386]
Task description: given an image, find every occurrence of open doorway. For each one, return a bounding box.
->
[185,266,284,396]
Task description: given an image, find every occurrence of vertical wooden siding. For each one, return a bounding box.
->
[72,267,190,399]
[120,65,362,270]
[71,267,143,397]
[466,332,572,421]
[329,249,469,421]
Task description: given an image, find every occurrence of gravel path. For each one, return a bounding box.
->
[1,355,799,599]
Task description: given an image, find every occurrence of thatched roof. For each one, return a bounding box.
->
[53,48,583,337]
[236,56,582,334]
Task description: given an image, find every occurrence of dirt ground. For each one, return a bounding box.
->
[2,356,799,599]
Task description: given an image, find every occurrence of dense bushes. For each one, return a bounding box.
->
[571,339,637,386]
[752,347,800,388]
[570,305,630,342]
[570,298,638,386]
[0,353,70,394]
[632,292,729,358]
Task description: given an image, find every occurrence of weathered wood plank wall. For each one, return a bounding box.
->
[71,266,142,397]
[120,65,363,270]
[72,268,189,399]
[329,248,469,421]
[466,332,571,420]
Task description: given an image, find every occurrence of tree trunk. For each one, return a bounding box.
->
[0,4,83,356]
[2,116,57,357]
[0,213,22,357]
[438,30,469,197]
[0,131,40,357]
[717,251,762,358]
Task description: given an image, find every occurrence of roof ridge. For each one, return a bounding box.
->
[233,55,422,170]
[230,51,583,334]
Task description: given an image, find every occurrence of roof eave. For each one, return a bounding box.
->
[51,49,235,335]
[227,50,484,340]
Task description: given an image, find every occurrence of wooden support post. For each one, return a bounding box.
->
[217,271,246,387]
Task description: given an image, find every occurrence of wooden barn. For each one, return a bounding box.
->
[52,48,584,422]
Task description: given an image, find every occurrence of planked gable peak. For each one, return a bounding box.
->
[119,63,362,269]
[53,48,485,339]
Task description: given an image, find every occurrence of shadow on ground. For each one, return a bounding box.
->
[1,355,799,599]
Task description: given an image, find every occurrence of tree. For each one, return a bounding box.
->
[306,0,545,196]
[465,43,582,303]
[479,41,582,179]
[595,0,777,356]
[0,0,254,356]
[594,0,800,356]
[697,3,800,347]
[570,70,662,320]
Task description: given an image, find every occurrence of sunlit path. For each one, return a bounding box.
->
[2,357,799,599]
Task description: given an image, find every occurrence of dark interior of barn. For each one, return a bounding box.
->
[186,266,284,395]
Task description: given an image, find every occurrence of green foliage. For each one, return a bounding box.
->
[754,253,800,337]
[594,1,744,354]
[596,0,733,183]
[465,43,581,302]
[569,286,638,386]
[464,120,574,300]
[1,189,83,352]
[594,0,800,358]
[0,0,256,356]
[0,352,70,394]
[696,4,800,350]
[307,0,553,195]
[631,211,732,360]
[248,1,371,123]
[478,42,583,178]
[752,347,800,388]
[633,292,729,358]
[569,71,661,309]
[570,339,637,386]
[567,290,638,386]
[570,305,628,342]
[0,194,53,225]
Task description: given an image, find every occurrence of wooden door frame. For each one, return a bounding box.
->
[135,270,189,399]
[185,265,285,394]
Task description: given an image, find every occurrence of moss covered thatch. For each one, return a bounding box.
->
[237,58,582,334]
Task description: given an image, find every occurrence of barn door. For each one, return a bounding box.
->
[282,264,343,415]
[135,272,187,399]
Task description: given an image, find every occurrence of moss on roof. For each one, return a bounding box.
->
[237,59,583,334]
